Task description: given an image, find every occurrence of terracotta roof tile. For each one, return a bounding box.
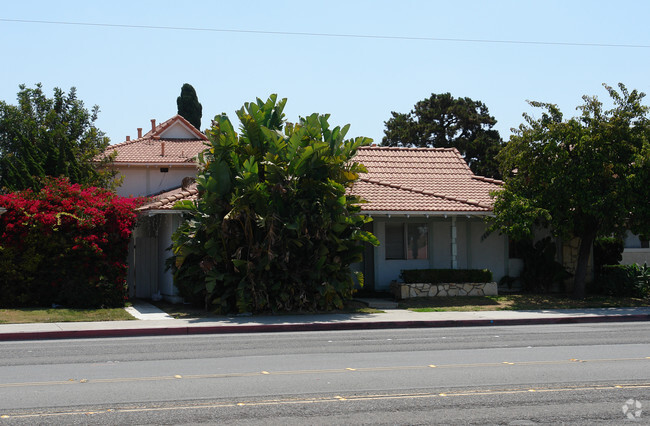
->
[137,146,503,214]
[100,115,208,165]
[142,114,206,140]
[350,146,502,213]
[105,138,207,164]
[138,183,199,211]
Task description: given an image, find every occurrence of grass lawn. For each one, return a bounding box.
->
[150,300,382,319]
[399,294,649,312]
[0,308,135,324]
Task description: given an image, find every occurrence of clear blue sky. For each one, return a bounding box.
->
[1,1,649,146]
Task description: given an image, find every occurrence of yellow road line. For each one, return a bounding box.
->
[3,382,649,420]
[1,356,647,389]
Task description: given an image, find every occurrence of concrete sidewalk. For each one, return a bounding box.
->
[1,301,650,341]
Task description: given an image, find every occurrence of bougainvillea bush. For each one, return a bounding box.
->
[0,178,142,308]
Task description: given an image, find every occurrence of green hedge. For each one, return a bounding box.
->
[590,264,650,298]
[400,269,493,284]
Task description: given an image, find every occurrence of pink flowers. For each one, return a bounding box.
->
[0,178,146,308]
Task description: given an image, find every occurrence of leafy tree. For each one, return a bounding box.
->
[176,83,203,130]
[170,95,378,313]
[0,84,116,192]
[382,93,503,178]
[488,84,650,299]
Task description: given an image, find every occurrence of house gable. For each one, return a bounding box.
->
[142,114,206,140]
[100,115,208,197]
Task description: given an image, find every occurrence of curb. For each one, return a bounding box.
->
[2,314,649,342]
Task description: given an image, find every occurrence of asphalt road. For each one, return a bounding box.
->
[1,323,649,424]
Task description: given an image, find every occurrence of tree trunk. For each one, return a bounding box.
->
[572,230,597,299]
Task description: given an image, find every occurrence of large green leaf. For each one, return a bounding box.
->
[169,95,378,314]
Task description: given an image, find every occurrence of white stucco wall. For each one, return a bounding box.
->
[622,231,650,265]
[115,165,197,197]
[469,220,507,281]
[623,231,647,249]
[160,122,198,138]
[371,217,508,291]
[622,249,650,266]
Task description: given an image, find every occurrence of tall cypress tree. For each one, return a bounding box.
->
[176,83,203,130]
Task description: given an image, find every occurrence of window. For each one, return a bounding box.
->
[407,223,428,260]
[385,224,405,259]
[385,223,428,260]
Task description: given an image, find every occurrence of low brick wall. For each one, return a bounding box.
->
[391,282,498,299]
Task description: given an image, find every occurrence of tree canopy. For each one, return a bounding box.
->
[488,83,650,299]
[382,93,503,178]
[0,84,115,192]
[176,83,203,130]
[170,95,378,313]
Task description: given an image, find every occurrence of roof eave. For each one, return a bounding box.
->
[360,210,494,217]
[107,162,198,167]
[138,209,188,215]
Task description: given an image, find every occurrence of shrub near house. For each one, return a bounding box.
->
[0,178,143,308]
[170,95,377,314]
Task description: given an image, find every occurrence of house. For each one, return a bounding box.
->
[106,115,207,198]
[102,115,206,301]
[107,126,517,300]
[348,146,512,292]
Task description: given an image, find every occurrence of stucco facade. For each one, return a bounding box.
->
[115,165,197,198]
[368,216,507,291]
[101,115,207,302]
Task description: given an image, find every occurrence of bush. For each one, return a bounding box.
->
[591,264,650,298]
[0,178,143,308]
[593,236,623,271]
[515,237,570,293]
[400,269,493,284]
[170,95,378,314]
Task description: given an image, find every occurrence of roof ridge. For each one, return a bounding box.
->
[143,114,207,140]
[471,175,504,185]
[360,177,492,210]
[358,146,456,152]
[106,137,146,149]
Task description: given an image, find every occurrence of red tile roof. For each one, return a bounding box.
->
[101,115,208,165]
[349,146,502,213]
[141,115,206,140]
[138,183,199,211]
[138,146,502,213]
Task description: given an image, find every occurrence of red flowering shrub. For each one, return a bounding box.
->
[0,178,143,308]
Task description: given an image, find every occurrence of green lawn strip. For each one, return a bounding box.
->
[0,308,135,324]
[151,300,383,319]
[400,294,649,312]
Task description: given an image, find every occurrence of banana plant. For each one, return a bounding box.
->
[170,95,378,313]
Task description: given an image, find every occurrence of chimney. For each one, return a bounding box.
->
[161,142,165,157]
[137,128,142,138]
[126,136,130,141]
[151,119,156,133]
